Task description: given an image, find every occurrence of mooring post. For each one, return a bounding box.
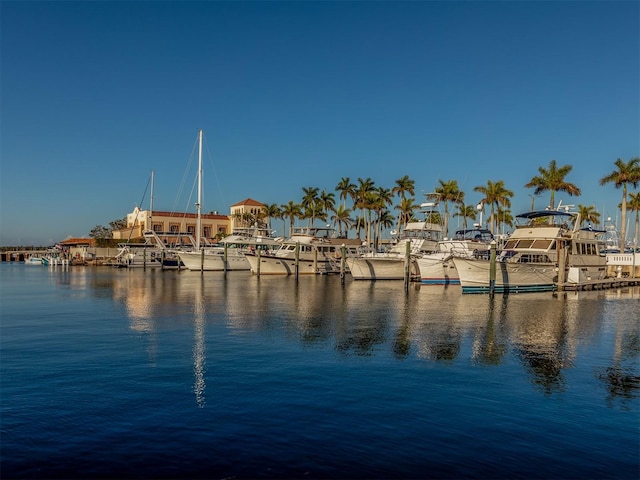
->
[314,247,318,274]
[489,240,496,297]
[404,240,411,292]
[340,244,346,284]
[224,243,228,273]
[295,242,300,280]
[557,239,566,291]
[256,247,261,276]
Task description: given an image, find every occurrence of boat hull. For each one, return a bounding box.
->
[178,250,249,271]
[346,256,417,280]
[452,256,558,293]
[245,253,342,275]
[417,253,460,285]
[451,257,607,293]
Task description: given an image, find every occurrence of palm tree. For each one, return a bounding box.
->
[473,180,514,235]
[627,191,640,248]
[427,179,463,237]
[366,187,394,249]
[233,211,256,229]
[263,203,281,233]
[376,210,395,236]
[577,204,600,228]
[395,197,418,233]
[354,177,375,239]
[495,206,513,235]
[303,202,325,228]
[335,177,356,210]
[331,204,353,238]
[280,201,302,237]
[392,175,415,230]
[319,190,336,225]
[600,157,640,252]
[454,203,477,230]
[525,159,581,210]
[301,186,320,227]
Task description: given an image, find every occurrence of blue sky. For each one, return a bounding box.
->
[1,0,638,245]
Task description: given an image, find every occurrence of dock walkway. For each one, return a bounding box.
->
[559,278,639,291]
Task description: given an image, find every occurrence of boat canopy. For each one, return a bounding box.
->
[515,210,578,220]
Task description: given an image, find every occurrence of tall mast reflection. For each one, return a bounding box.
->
[193,276,206,408]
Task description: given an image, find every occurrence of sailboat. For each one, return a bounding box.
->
[177,130,281,271]
[114,170,167,268]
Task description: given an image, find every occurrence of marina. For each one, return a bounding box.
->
[1,263,638,479]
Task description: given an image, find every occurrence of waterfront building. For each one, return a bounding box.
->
[112,198,268,243]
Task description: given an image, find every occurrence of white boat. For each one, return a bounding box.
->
[452,209,607,293]
[346,221,443,280]
[244,226,361,275]
[605,251,640,278]
[177,227,281,271]
[417,227,494,285]
[598,218,624,254]
[144,230,198,269]
[24,256,44,265]
[113,241,164,268]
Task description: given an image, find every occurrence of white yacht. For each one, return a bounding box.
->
[452,209,607,293]
[244,226,361,275]
[178,227,281,271]
[346,221,443,280]
[417,227,494,285]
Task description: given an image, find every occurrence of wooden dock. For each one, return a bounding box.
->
[558,278,639,291]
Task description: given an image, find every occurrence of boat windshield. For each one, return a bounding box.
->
[454,229,493,242]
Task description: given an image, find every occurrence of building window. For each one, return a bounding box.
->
[153,224,163,233]
[203,227,211,238]
[170,224,180,233]
[187,225,195,235]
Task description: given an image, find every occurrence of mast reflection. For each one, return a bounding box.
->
[193,276,206,408]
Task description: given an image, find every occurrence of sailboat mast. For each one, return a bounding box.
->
[196,129,203,248]
[149,170,154,232]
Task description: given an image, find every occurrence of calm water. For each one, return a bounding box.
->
[1,263,638,479]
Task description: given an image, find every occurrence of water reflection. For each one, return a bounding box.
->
[193,275,206,408]
[472,296,508,366]
[96,270,639,404]
[598,293,640,409]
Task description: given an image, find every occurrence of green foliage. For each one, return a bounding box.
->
[89,225,111,239]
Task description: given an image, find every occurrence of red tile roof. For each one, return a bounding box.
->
[59,238,96,246]
[231,198,264,207]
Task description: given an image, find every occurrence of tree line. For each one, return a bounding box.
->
[96,157,640,252]
[253,157,640,253]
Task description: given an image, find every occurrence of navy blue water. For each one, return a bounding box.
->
[1,263,638,479]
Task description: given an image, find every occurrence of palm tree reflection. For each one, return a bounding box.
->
[510,296,571,394]
[597,316,639,408]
